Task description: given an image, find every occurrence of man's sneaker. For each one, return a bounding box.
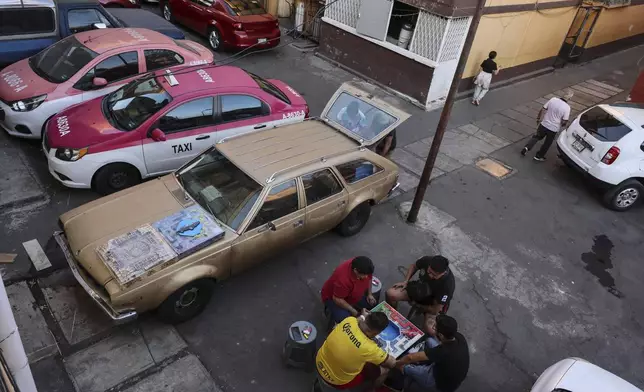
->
[533,156,546,162]
[521,147,528,156]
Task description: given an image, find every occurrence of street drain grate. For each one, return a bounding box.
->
[475,158,514,179]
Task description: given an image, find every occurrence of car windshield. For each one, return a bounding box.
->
[248,72,290,104]
[106,77,172,131]
[224,0,266,15]
[28,37,98,84]
[177,148,262,231]
[323,92,397,143]
[579,106,632,142]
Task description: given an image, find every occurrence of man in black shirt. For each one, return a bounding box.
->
[396,315,470,392]
[385,256,456,333]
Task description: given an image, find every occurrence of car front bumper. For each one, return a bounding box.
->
[0,99,45,139]
[43,140,97,189]
[53,231,137,323]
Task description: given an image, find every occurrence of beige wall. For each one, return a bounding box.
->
[464,7,577,78]
[586,5,644,47]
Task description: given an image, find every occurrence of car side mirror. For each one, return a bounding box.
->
[150,128,167,142]
[92,77,108,88]
[93,23,107,29]
[641,143,644,153]
[267,221,276,231]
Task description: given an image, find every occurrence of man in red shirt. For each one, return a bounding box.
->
[321,257,377,324]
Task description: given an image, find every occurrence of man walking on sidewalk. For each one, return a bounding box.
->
[521,90,573,161]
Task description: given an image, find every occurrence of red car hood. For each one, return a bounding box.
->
[47,97,124,149]
[0,59,58,101]
[268,79,307,108]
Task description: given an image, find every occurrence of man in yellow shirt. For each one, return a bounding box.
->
[316,311,396,390]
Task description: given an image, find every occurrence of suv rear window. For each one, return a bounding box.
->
[0,8,55,37]
[579,107,632,142]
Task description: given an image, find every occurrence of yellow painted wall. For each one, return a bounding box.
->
[464,7,577,78]
[586,5,644,47]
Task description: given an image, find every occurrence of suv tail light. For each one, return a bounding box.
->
[601,146,620,165]
[233,23,244,31]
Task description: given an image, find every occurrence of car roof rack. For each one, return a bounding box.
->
[265,145,365,184]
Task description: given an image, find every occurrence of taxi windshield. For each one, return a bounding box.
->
[323,92,397,142]
[177,148,262,231]
[29,37,98,84]
[105,78,172,131]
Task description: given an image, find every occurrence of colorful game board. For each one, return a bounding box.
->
[371,302,424,358]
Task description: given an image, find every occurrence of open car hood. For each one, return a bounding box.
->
[320,82,410,146]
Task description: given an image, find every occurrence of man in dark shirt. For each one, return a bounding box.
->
[396,315,470,392]
[385,255,455,333]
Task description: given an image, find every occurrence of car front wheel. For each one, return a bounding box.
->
[93,163,141,195]
[158,279,215,324]
[163,3,174,22]
[603,179,644,211]
[335,202,371,237]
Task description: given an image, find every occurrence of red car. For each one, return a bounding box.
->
[99,0,140,8]
[162,0,280,51]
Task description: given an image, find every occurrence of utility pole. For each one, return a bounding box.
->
[406,0,487,223]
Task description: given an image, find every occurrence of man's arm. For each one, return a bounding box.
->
[332,295,358,317]
[396,351,428,368]
[381,354,396,369]
[537,107,545,123]
[404,263,418,282]
[380,135,393,156]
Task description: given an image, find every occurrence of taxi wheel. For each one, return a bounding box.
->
[163,3,174,22]
[208,27,222,52]
[158,279,215,324]
[603,179,644,211]
[335,202,371,237]
[93,163,141,195]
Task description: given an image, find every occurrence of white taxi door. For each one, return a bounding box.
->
[143,96,218,176]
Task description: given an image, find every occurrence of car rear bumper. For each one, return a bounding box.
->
[53,231,137,323]
[556,133,618,187]
[557,146,613,190]
[231,29,280,49]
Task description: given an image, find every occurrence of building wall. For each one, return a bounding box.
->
[586,4,644,47]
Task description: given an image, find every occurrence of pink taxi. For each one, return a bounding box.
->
[0,28,212,140]
[43,66,308,194]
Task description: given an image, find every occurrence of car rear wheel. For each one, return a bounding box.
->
[603,179,644,211]
[158,279,215,324]
[208,27,222,51]
[335,202,371,237]
[163,3,174,22]
[93,163,141,195]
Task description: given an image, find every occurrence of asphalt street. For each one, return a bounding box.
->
[1,5,644,392]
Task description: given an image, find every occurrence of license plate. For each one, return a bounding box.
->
[258,38,267,43]
[572,140,585,152]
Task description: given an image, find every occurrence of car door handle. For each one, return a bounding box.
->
[196,134,210,140]
[293,220,303,228]
[254,124,266,130]
[337,200,346,207]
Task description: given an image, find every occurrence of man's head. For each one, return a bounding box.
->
[360,311,389,338]
[347,101,360,117]
[351,256,374,280]
[488,51,497,59]
[419,255,449,280]
[563,89,574,101]
[435,315,458,342]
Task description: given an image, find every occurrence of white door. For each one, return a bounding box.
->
[143,96,217,175]
[355,0,394,41]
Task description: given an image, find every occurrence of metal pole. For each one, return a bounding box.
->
[407,0,488,223]
[0,273,38,392]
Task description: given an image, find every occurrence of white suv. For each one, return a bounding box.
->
[557,103,644,211]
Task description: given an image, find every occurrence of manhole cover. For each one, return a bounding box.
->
[476,158,514,179]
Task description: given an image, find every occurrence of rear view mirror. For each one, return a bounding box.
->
[92,77,108,87]
[93,23,107,29]
[150,128,167,142]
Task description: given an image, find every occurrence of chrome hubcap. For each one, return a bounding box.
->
[616,187,639,208]
[163,5,170,20]
[176,287,199,309]
[209,30,219,49]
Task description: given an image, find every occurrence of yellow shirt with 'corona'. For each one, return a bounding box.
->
[316,317,388,386]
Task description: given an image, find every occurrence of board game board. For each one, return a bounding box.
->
[371,302,424,358]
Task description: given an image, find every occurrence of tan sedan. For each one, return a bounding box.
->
[54,83,410,323]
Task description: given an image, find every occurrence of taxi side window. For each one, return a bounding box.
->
[68,9,113,34]
[302,169,343,205]
[144,49,184,72]
[158,97,215,134]
[247,180,299,230]
[220,95,268,123]
[75,51,138,90]
[336,160,383,184]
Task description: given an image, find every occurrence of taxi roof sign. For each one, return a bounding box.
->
[164,69,179,86]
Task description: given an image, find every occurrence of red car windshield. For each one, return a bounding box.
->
[223,0,266,15]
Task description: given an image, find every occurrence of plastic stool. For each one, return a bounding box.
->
[282,321,317,370]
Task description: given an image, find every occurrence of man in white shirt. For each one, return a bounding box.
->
[336,101,367,132]
[521,90,573,161]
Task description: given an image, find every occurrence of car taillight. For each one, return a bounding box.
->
[304,106,310,118]
[233,23,244,31]
[275,20,279,28]
[601,146,620,165]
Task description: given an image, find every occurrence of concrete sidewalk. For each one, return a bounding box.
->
[0,131,47,211]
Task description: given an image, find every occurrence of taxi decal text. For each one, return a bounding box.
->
[197,69,214,83]
[1,71,28,93]
[172,143,192,153]
[57,116,71,137]
[282,110,305,120]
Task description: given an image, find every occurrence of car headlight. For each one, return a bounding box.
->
[55,147,88,162]
[10,94,47,112]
